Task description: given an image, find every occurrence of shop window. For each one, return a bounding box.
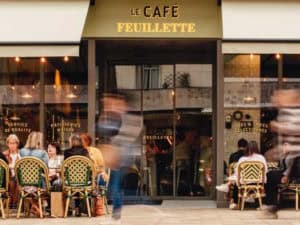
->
[0,58,40,149]
[224,54,279,181]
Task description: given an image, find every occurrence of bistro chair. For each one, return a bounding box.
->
[237,161,265,210]
[14,157,50,218]
[0,159,9,219]
[61,156,96,218]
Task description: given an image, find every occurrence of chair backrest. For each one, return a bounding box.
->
[237,161,265,186]
[0,159,9,191]
[228,162,237,177]
[267,161,279,171]
[61,156,96,189]
[14,156,50,191]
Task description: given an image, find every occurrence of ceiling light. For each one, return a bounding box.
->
[66,92,78,99]
[243,96,255,102]
[21,93,33,99]
[64,56,69,62]
[10,113,20,121]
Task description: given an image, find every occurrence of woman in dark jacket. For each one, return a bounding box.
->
[63,134,89,216]
[64,134,89,160]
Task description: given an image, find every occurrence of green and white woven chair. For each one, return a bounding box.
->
[237,161,265,210]
[0,159,9,219]
[61,156,96,218]
[14,157,50,218]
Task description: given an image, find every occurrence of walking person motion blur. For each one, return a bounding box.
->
[98,93,143,224]
[264,89,300,213]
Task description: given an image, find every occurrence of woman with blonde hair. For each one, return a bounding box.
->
[20,131,48,164]
[3,134,21,208]
[20,131,49,217]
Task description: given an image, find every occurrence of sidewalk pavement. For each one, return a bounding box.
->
[2,205,300,225]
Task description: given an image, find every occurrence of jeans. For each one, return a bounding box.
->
[110,169,123,212]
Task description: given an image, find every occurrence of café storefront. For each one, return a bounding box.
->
[0,0,223,203]
[4,0,300,207]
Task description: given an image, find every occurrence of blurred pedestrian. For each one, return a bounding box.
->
[99,93,143,223]
[264,89,300,212]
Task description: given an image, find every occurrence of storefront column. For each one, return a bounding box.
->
[88,39,96,144]
[215,40,226,207]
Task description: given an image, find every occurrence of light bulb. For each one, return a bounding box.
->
[40,57,46,63]
[64,56,69,62]
[14,57,20,63]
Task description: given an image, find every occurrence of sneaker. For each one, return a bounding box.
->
[229,203,237,209]
[216,184,229,193]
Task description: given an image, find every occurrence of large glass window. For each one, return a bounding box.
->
[0,42,88,150]
[224,54,279,176]
[96,61,213,199]
[0,58,40,148]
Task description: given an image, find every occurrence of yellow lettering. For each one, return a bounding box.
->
[117,23,125,32]
[187,23,196,32]
[162,23,171,32]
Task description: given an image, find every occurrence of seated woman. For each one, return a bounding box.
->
[216,141,268,209]
[47,142,63,191]
[64,134,89,217]
[3,134,20,208]
[80,133,108,216]
[20,131,49,217]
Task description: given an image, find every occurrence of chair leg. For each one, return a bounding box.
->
[37,191,43,218]
[104,195,109,214]
[257,189,263,210]
[0,194,5,219]
[17,192,24,219]
[64,191,71,218]
[296,187,299,211]
[241,190,247,210]
[5,196,10,218]
[85,190,91,218]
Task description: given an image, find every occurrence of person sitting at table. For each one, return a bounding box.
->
[80,133,108,216]
[47,142,63,190]
[64,134,89,217]
[20,131,49,217]
[3,134,20,209]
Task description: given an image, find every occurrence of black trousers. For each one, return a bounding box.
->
[265,170,283,205]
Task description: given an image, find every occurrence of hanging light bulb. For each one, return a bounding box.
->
[250,54,254,60]
[40,57,46,63]
[64,56,69,62]
[276,53,281,60]
[14,57,20,63]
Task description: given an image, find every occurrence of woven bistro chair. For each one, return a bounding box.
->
[14,157,50,218]
[61,156,96,218]
[237,161,265,210]
[0,159,9,219]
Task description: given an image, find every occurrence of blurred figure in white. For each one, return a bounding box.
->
[270,89,300,183]
[98,93,143,223]
[264,89,300,212]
